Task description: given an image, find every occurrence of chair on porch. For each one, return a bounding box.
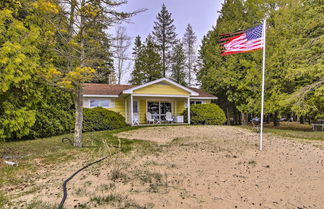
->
[165,112,173,123]
[133,113,140,126]
[146,112,154,124]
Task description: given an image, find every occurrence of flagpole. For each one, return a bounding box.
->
[260,18,267,151]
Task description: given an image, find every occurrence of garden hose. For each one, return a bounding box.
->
[57,156,108,209]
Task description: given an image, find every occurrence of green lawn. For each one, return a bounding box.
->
[241,122,324,141]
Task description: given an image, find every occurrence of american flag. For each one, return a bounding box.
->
[220,24,264,56]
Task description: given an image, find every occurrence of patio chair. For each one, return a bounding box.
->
[133,113,140,125]
[165,112,173,123]
[146,112,154,124]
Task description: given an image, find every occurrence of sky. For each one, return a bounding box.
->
[114,0,224,83]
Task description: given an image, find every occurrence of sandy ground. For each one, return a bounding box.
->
[3,126,324,209]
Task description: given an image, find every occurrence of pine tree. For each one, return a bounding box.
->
[183,24,197,86]
[152,4,177,77]
[130,35,163,84]
[171,41,187,86]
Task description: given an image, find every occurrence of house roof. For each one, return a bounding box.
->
[83,81,217,99]
[189,88,216,98]
[83,83,133,95]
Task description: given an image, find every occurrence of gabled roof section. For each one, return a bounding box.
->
[122,78,199,96]
[189,88,217,99]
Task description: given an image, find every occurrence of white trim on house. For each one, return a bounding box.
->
[83,94,119,98]
[122,78,199,96]
[190,97,218,100]
[132,94,189,98]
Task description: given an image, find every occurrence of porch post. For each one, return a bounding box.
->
[187,97,190,124]
[130,94,133,126]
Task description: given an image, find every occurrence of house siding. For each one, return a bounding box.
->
[134,84,190,95]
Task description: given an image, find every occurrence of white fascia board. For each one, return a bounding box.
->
[83,94,119,98]
[122,77,199,96]
[132,94,189,98]
[190,97,218,100]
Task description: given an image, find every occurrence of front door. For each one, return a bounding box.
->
[147,101,172,121]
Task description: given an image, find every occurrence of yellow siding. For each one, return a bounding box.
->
[204,100,211,104]
[176,99,186,115]
[110,99,125,117]
[134,84,189,95]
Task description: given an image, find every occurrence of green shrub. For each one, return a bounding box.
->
[183,104,226,125]
[83,107,127,132]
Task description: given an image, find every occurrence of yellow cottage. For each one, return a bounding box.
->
[82,78,217,125]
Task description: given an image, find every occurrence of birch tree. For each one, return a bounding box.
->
[112,26,131,84]
[183,24,197,86]
[50,0,142,147]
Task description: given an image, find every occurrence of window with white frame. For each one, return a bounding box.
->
[90,99,111,108]
[190,100,203,105]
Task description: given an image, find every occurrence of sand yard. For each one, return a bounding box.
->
[3,126,324,209]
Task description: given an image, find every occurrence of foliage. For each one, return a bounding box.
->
[197,0,323,124]
[170,41,187,86]
[183,24,197,86]
[0,0,57,140]
[183,104,226,125]
[83,107,127,132]
[152,3,177,77]
[130,35,163,85]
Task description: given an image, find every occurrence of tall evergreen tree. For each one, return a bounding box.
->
[152,4,177,77]
[183,24,197,86]
[171,41,187,86]
[130,35,163,85]
[197,0,323,125]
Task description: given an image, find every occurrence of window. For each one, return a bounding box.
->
[190,100,203,105]
[90,99,111,108]
[133,101,139,113]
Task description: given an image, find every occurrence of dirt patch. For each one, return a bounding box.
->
[3,126,324,209]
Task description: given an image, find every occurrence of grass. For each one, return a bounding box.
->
[241,122,324,141]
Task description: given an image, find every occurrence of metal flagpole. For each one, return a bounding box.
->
[260,18,267,151]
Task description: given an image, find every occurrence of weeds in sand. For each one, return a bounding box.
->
[111,168,128,182]
[25,200,55,209]
[0,192,7,208]
[90,193,148,208]
[99,183,116,191]
[248,160,257,167]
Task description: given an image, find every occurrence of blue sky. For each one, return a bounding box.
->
[114,0,224,83]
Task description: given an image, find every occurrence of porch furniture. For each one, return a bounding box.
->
[133,113,140,126]
[312,124,324,132]
[165,112,173,123]
[146,112,155,124]
[173,115,184,123]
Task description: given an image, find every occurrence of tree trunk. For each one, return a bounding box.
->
[273,111,280,127]
[300,116,304,124]
[74,86,83,147]
[226,105,230,125]
[266,114,270,124]
[241,112,248,125]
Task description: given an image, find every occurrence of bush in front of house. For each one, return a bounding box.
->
[183,104,226,125]
[83,107,127,132]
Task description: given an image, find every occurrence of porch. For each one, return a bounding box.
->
[125,96,191,126]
